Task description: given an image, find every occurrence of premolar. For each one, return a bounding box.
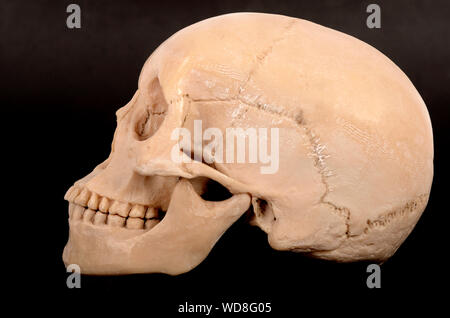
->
[99,197,109,213]
[93,212,107,225]
[109,201,131,217]
[83,209,95,222]
[88,193,99,210]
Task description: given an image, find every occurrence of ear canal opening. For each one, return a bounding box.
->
[135,78,168,141]
[249,197,275,233]
[254,198,274,218]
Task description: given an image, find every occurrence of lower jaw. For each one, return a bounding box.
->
[62,178,244,275]
[63,214,196,276]
[63,203,163,274]
[63,221,143,275]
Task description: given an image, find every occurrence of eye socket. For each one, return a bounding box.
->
[135,106,166,140]
[135,78,168,141]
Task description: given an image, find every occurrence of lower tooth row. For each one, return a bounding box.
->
[69,205,159,230]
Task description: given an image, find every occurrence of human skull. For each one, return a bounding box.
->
[63,13,433,275]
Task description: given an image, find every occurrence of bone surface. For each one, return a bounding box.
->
[63,13,433,275]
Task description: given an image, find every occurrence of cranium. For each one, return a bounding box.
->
[63,13,433,275]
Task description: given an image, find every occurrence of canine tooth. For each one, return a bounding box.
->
[145,219,159,230]
[99,197,109,213]
[107,214,126,227]
[110,201,131,217]
[74,188,90,206]
[93,212,107,225]
[67,187,81,202]
[126,218,144,230]
[83,209,95,222]
[145,207,157,219]
[129,204,146,218]
[87,193,99,210]
[72,205,85,220]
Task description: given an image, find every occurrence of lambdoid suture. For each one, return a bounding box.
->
[63,13,433,275]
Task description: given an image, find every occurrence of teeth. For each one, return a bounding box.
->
[72,205,85,220]
[145,219,159,230]
[109,201,131,217]
[107,214,126,227]
[126,218,144,229]
[68,203,76,219]
[119,203,132,217]
[108,201,120,215]
[64,186,75,201]
[145,207,158,219]
[99,197,109,213]
[67,188,163,231]
[87,193,99,210]
[74,188,90,206]
[129,204,146,218]
[83,209,95,222]
[93,212,107,225]
[67,186,81,202]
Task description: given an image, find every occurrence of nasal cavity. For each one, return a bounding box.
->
[135,78,168,141]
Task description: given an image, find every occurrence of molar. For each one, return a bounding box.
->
[129,204,146,218]
[144,219,159,230]
[107,214,126,227]
[126,217,145,229]
[145,207,157,219]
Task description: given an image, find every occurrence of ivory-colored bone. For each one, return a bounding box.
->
[63,13,433,275]
[63,179,250,275]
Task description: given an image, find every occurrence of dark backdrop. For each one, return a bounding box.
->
[2,0,449,314]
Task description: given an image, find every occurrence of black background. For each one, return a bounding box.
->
[2,0,449,314]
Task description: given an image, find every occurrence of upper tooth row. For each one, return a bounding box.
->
[64,186,158,219]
